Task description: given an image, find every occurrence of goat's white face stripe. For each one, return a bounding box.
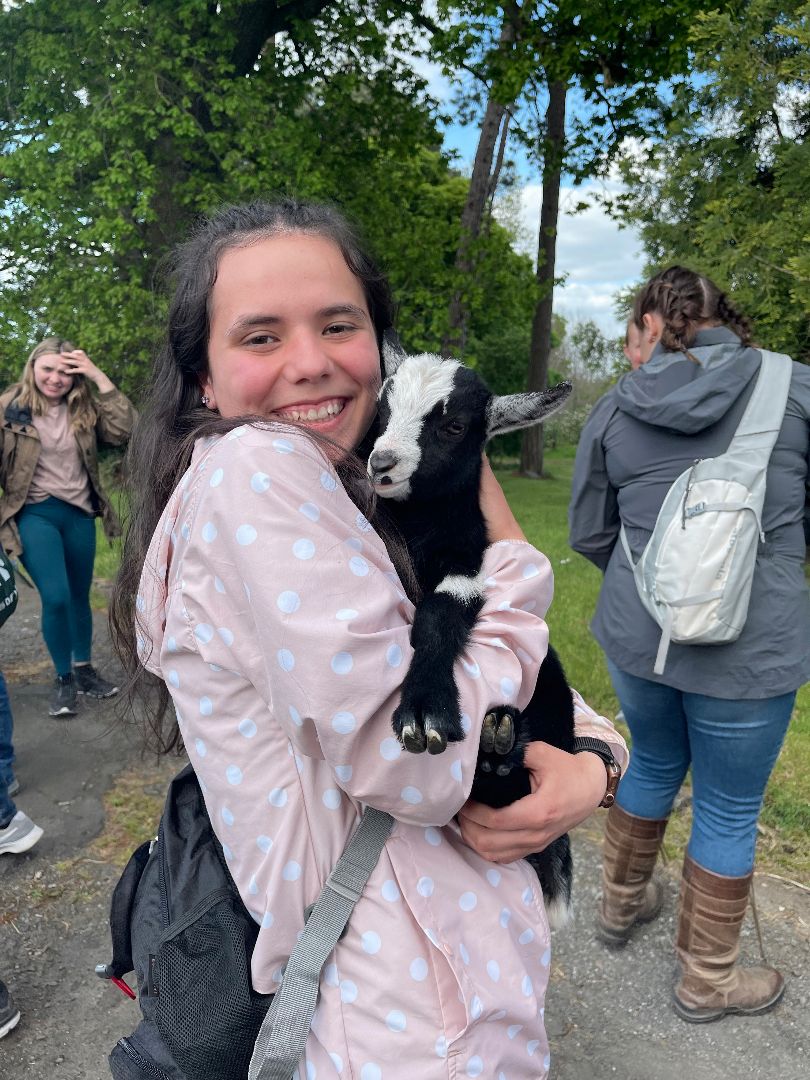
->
[374,355,461,494]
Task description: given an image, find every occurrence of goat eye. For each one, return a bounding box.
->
[444,420,466,437]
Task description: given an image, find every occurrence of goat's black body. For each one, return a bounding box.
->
[381,489,488,593]
[373,421,575,919]
[470,648,575,921]
[369,352,576,920]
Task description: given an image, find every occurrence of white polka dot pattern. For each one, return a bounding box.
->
[293,538,315,560]
[276,590,300,614]
[379,737,401,761]
[386,1009,406,1032]
[236,524,257,546]
[330,652,353,674]
[322,789,341,810]
[409,958,428,981]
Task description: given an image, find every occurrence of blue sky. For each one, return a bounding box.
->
[438,118,644,338]
[419,26,645,340]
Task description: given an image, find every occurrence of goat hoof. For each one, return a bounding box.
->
[426,726,447,755]
[481,713,497,753]
[494,712,515,755]
[496,764,512,776]
[401,723,426,754]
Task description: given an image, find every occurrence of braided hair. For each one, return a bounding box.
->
[632,266,753,361]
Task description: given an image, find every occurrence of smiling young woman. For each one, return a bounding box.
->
[110,198,626,1080]
[201,233,381,454]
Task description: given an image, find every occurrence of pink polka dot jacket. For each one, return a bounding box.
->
[137,425,628,1080]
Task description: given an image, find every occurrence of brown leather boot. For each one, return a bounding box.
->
[673,855,785,1023]
[596,803,667,947]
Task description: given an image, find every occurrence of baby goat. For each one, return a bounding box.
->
[367,344,576,924]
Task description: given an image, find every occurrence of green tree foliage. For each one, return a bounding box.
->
[565,319,626,381]
[433,0,718,474]
[0,0,534,391]
[610,0,810,362]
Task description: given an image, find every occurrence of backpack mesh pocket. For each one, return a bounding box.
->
[153,892,273,1080]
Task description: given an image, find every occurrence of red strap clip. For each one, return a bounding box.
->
[110,975,136,1000]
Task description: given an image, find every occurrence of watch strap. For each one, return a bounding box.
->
[571,736,621,808]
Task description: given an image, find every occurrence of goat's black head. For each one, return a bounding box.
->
[368,344,572,500]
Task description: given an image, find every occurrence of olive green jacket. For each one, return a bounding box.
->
[0,383,137,558]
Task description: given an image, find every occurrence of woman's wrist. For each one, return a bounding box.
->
[574,750,611,807]
[522,740,607,807]
[93,373,115,394]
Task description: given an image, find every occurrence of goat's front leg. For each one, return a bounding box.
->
[394,582,483,754]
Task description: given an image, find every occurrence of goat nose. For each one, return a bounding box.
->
[369,449,397,474]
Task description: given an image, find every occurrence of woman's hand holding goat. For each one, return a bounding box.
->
[458,742,608,863]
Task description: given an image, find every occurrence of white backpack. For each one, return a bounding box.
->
[620,350,793,675]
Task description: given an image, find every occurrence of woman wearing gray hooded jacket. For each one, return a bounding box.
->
[568,265,810,1024]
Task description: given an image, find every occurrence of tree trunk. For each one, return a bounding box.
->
[442,7,520,355]
[520,79,567,478]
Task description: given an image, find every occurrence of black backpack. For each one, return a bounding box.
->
[0,545,18,628]
[99,764,273,1080]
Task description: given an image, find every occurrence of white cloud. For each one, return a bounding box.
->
[516,180,644,335]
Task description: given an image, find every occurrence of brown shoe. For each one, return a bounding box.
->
[673,855,785,1023]
[596,803,668,947]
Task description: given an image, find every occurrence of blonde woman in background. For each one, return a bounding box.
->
[0,338,136,718]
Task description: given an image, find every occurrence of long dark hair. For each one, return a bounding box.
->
[110,198,406,753]
[632,265,753,361]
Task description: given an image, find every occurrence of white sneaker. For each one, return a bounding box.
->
[0,981,20,1039]
[0,811,43,855]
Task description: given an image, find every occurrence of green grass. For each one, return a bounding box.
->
[93,520,123,581]
[91,487,126,607]
[499,451,810,884]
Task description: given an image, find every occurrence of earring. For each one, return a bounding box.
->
[201,394,209,407]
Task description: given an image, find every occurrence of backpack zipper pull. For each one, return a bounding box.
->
[94,963,137,999]
[111,976,137,1000]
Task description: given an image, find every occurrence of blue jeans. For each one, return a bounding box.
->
[607,661,795,877]
[0,671,16,828]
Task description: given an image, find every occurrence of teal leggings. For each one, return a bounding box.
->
[17,497,96,676]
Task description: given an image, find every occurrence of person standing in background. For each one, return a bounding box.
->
[0,708,43,1042]
[569,266,809,1023]
[0,339,136,718]
[0,680,42,855]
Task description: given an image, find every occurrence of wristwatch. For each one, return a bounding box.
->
[572,736,622,808]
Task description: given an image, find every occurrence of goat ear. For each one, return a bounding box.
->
[381,332,407,378]
[485,381,573,439]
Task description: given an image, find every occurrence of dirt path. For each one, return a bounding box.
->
[1,584,807,1079]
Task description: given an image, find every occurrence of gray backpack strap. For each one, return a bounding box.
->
[728,350,792,447]
[619,523,636,568]
[248,807,394,1080]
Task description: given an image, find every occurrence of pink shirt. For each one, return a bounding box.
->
[137,425,627,1079]
[29,403,94,513]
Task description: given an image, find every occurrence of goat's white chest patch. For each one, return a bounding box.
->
[372,355,461,497]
